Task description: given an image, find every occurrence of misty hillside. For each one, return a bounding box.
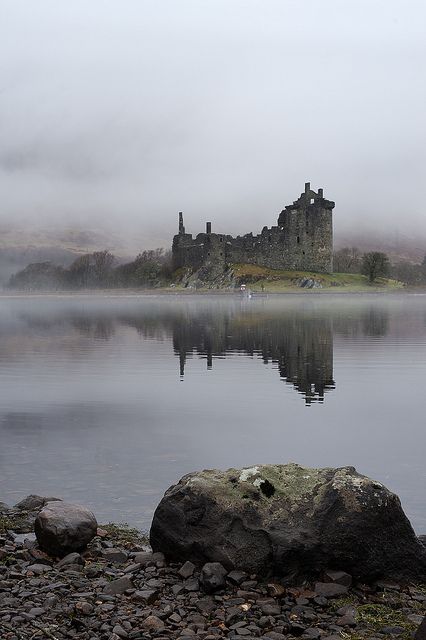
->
[0,224,141,285]
[335,230,426,264]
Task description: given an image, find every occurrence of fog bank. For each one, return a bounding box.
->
[1,0,425,246]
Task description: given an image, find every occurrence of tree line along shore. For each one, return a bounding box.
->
[5,246,426,292]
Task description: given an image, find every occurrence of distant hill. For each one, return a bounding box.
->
[335,230,426,264]
[0,224,136,285]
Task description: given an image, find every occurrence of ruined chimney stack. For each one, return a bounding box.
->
[179,212,185,234]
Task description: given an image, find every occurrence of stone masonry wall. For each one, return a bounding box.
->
[172,184,335,274]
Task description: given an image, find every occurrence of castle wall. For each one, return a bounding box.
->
[172,184,334,274]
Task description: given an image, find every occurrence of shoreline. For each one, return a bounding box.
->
[1,287,426,298]
[1,517,425,640]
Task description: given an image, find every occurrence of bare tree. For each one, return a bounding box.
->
[361,252,390,283]
[67,250,115,287]
[333,247,361,273]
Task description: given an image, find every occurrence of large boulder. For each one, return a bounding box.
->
[35,501,97,557]
[150,463,426,582]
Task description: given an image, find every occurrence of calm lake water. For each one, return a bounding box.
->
[0,293,425,533]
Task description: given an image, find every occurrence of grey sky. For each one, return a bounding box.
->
[1,0,425,247]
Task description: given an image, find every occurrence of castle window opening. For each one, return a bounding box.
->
[268,235,272,243]
[297,236,300,244]
[220,237,223,242]
[310,198,314,204]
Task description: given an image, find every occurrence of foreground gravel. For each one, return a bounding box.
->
[0,527,425,640]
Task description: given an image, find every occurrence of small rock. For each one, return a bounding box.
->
[184,577,200,592]
[336,614,356,627]
[380,626,406,635]
[227,570,248,585]
[261,603,281,616]
[102,548,128,564]
[263,633,287,640]
[302,629,322,639]
[290,623,307,636]
[15,495,61,511]
[375,580,401,591]
[75,601,93,615]
[415,617,426,640]
[103,576,133,595]
[57,552,84,568]
[169,613,182,623]
[27,563,52,575]
[142,615,165,631]
[179,560,196,578]
[196,596,216,614]
[314,582,348,598]
[323,570,352,587]
[113,624,129,638]
[124,562,141,574]
[200,562,227,593]
[172,583,186,595]
[133,551,154,565]
[131,589,159,604]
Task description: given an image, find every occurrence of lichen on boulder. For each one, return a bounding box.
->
[150,463,426,582]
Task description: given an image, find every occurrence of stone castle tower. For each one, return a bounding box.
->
[172,183,335,274]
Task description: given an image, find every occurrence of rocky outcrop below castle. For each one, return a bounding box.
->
[177,264,324,290]
[1,465,425,639]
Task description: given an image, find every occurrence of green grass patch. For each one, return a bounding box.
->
[0,513,32,534]
[0,515,14,533]
[231,263,403,292]
[331,595,359,611]
[99,522,149,548]
[356,603,416,639]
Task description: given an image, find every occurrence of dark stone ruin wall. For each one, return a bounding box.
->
[172,184,334,274]
[173,232,228,274]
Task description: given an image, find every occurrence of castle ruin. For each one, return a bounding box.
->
[172,183,335,274]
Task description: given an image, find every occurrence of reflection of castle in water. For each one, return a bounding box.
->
[172,310,335,405]
[10,302,393,405]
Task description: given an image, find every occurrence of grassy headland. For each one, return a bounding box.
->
[175,263,404,293]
